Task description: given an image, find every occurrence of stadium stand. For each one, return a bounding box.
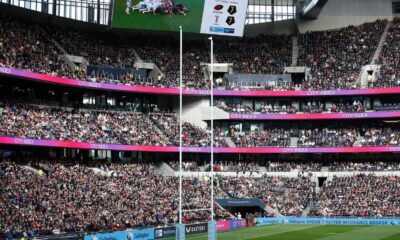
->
[218,175,314,217]
[2,2,400,239]
[214,34,292,75]
[0,104,229,147]
[376,17,400,88]
[310,174,400,217]
[166,159,400,173]
[298,20,387,90]
[0,159,230,238]
[0,13,394,92]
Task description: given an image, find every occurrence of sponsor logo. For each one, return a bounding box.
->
[306,91,336,96]
[186,226,205,233]
[389,147,400,152]
[214,5,223,10]
[14,139,35,145]
[231,114,257,119]
[0,67,11,74]
[91,144,108,149]
[154,229,163,237]
[256,217,400,226]
[154,227,175,239]
[209,27,235,34]
[184,89,210,95]
[185,223,207,234]
[227,5,237,15]
[163,228,175,235]
[224,28,235,33]
[134,233,149,238]
[282,148,309,153]
[342,113,368,118]
[214,15,220,25]
[183,147,204,152]
[80,81,102,88]
[226,16,235,26]
[92,237,118,240]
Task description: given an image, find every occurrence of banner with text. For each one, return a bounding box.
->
[84,228,154,240]
[200,0,249,36]
[255,218,400,226]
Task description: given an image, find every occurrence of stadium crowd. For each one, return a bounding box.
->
[376,17,400,88]
[231,129,291,148]
[167,160,201,172]
[360,127,400,146]
[164,159,400,173]
[265,161,322,172]
[1,157,400,238]
[0,159,230,238]
[0,16,81,80]
[328,160,400,172]
[299,19,387,90]
[0,104,228,147]
[52,29,135,69]
[214,99,254,113]
[330,100,365,113]
[310,174,400,217]
[215,34,292,75]
[2,103,400,148]
[215,99,370,114]
[2,15,400,92]
[259,102,297,114]
[302,101,324,113]
[374,102,400,112]
[218,175,314,216]
[297,128,358,147]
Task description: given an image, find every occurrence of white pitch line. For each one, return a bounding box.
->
[240,225,320,240]
[186,224,320,240]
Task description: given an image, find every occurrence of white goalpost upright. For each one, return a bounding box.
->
[208,36,217,240]
[176,25,186,240]
[176,28,217,240]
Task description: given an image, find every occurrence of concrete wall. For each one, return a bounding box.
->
[244,19,297,36]
[201,107,230,121]
[297,0,393,33]
[173,96,209,128]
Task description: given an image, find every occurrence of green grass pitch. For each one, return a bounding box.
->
[112,0,205,32]
[164,224,400,240]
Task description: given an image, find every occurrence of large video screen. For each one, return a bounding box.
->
[111,0,249,37]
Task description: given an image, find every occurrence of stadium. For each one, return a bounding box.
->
[1,0,400,239]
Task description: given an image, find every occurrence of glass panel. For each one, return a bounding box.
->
[3,0,294,25]
[246,0,295,25]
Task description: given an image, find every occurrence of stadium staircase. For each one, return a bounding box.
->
[354,136,363,147]
[157,161,176,176]
[258,201,285,218]
[23,165,39,174]
[291,36,299,66]
[91,167,109,176]
[371,20,392,64]
[290,137,299,147]
[41,26,90,72]
[320,167,330,172]
[131,48,143,62]
[148,117,174,145]
[225,137,237,148]
[300,204,312,217]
